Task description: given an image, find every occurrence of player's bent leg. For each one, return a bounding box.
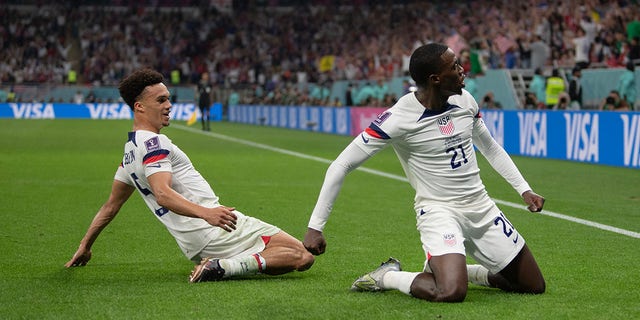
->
[410,253,468,302]
[260,231,315,275]
[491,244,545,294]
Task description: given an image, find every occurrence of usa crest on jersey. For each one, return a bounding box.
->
[437,115,455,135]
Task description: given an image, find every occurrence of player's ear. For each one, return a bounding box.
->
[133,101,144,112]
[429,74,440,84]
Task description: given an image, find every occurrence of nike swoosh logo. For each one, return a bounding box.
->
[419,209,426,216]
[361,133,369,143]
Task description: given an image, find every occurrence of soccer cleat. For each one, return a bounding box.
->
[351,257,402,292]
[189,258,226,283]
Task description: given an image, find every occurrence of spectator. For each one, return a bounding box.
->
[628,36,640,62]
[480,92,502,109]
[552,92,571,110]
[331,97,343,107]
[568,67,583,110]
[469,41,486,75]
[228,88,240,108]
[529,68,546,109]
[7,87,16,103]
[345,83,354,106]
[524,91,539,109]
[572,27,591,70]
[374,79,389,102]
[459,49,472,73]
[73,91,84,104]
[617,61,637,110]
[67,70,78,85]
[626,12,640,42]
[579,13,598,44]
[355,82,376,106]
[530,35,551,71]
[86,91,96,103]
[545,69,565,109]
[517,35,532,69]
[504,46,517,69]
[600,90,630,111]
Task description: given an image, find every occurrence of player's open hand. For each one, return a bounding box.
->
[522,190,545,212]
[203,206,237,232]
[303,228,326,255]
[65,248,92,267]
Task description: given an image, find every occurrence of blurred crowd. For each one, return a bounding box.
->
[1,0,639,107]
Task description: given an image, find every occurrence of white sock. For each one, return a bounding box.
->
[382,271,420,295]
[467,264,491,287]
[218,254,265,278]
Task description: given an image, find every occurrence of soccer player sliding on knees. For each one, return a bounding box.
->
[304,43,546,302]
[66,68,314,282]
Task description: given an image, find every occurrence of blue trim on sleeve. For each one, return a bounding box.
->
[367,123,391,139]
[142,149,170,164]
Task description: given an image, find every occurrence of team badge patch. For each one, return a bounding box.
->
[443,233,457,247]
[373,111,392,126]
[144,136,161,152]
[437,115,455,135]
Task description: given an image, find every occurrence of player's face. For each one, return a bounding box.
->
[138,83,172,131]
[436,49,465,96]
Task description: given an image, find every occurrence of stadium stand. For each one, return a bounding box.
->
[1,1,639,109]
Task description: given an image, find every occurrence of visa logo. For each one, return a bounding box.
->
[564,113,599,162]
[10,103,55,118]
[86,103,131,119]
[517,112,547,157]
[621,114,640,167]
[169,103,197,121]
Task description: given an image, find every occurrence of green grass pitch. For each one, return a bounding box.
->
[1,119,638,319]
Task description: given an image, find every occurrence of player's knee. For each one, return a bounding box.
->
[412,288,467,303]
[437,286,467,302]
[411,276,467,302]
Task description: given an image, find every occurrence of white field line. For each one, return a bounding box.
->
[174,124,640,239]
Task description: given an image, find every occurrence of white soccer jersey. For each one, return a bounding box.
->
[114,130,227,259]
[308,90,531,231]
[361,90,487,206]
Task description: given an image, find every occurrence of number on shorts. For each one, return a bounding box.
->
[494,212,518,243]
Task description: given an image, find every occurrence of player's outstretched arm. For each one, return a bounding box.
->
[305,139,374,255]
[65,180,135,267]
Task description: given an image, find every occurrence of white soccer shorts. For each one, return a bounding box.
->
[191,211,280,263]
[416,195,525,274]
